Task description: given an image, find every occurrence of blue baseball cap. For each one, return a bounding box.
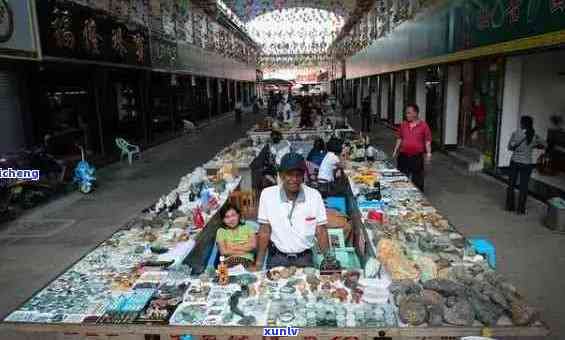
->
[278,152,306,173]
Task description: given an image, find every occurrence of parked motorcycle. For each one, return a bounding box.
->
[73,145,96,194]
[0,149,63,221]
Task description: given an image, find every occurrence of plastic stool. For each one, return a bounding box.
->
[325,196,347,214]
[468,237,496,269]
[180,335,193,340]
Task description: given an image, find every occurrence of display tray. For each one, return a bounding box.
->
[0,129,550,339]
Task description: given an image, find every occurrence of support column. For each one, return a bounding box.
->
[370,76,378,117]
[381,76,389,120]
[356,78,362,109]
[499,56,523,167]
[415,68,427,122]
[169,75,175,132]
[217,79,222,116]
[91,67,106,156]
[233,80,237,109]
[459,61,475,146]
[444,64,462,146]
[227,79,232,111]
[394,72,404,124]
[206,77,212,121]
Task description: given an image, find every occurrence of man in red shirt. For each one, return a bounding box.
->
[392,104,432,191]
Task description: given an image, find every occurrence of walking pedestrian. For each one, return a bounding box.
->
[392,104,432,191]
[252,96,260,115]
[234,100,242,124]
[506,116,546,214]
[361,95,371,132]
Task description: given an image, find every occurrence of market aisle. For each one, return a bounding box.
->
[359,118,565,340]
[0,113,262,337]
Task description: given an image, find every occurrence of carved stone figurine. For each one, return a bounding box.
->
[218,257,229,286]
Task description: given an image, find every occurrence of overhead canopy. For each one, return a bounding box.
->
[247,8,344,56]
[213,0,376,77]
[220,0,357,23]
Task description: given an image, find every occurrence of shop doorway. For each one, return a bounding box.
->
[458,58,505,169]
[150,73,176,144]
[405,70,417,107]
[194,76,209,121]
[113,75,144,146]
[221,79,229,114]
[425,66,446,146]
[210,78,219,117]
[30,64,99,160]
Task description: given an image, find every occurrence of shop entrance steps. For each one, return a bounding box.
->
[446,147,485,174]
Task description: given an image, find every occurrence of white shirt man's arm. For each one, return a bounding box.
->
[314,191,329,254]
[255,191,272,270]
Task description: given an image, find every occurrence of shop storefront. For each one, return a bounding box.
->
[29,63,100,160]
[32,0,151,158]
[497,48,565,199]
[0,0,40,154]
[459,57,505,170]
[209,78,219,117]
[150,72,177,144]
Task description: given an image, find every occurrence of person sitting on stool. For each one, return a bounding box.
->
[255,153,330,269]
[317,137,345,197]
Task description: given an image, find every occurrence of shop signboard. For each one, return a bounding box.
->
[0,0,39,59]
[176,41,256,81]
[346,3,452,78]
[151,32,177,70]
[35,0,150,67]
[454,0,565,51]
[347,0,565,78]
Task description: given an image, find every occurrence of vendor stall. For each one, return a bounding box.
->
[248,124,355,145]
[0,130,550,340]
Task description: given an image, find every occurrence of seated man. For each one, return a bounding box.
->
[255,153,330,269]
[262,130,291,188]
[269,130,291,167]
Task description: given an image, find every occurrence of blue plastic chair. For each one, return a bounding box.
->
[325,196,347,214]
[468,237,496,269]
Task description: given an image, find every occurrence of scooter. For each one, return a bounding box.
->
[73,145,96,194]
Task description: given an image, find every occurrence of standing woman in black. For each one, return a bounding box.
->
[506,116,546,214]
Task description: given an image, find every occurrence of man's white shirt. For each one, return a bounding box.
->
[318,152,340,182]
[258,185,327,254]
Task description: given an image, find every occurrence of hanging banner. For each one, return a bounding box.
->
[35,0,150,67]
[0,0,39,59]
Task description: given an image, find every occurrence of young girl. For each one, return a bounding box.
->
[216,204,256,268]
